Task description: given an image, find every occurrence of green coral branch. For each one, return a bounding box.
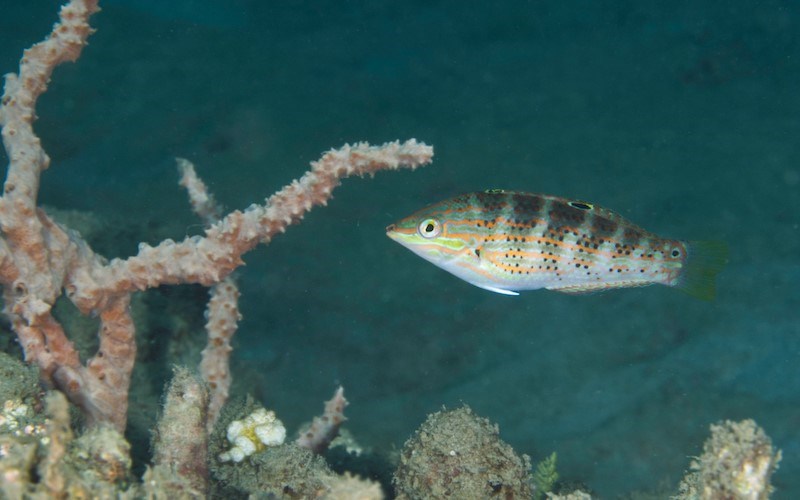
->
[533,451,559,500]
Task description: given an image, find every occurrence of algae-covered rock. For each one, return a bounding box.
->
[209,396,384,499]
[0,351,42,405]
[675,419,781,500]
[1,388,137,498]
[214,443,332,497]
[210,397,331,497]
[0,353,48,498]
[68,424,134,488]
[393,405,532,498]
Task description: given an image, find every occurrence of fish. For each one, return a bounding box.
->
[386,190,728,300]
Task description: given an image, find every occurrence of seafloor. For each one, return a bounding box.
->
[1,0,798,497]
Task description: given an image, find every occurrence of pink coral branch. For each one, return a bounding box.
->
[297,386,348,454]
[177,158,223,225]
[198,276,240,431]
[0,0,433,431]
[179,158,240,431]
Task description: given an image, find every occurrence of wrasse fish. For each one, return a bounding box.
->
[386,190,728,300]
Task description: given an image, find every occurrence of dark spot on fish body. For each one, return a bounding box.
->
[623,227,643,248]
[474,191,498,210]
[453,194,472,207]
[512,193,545,222]
[591,215,618,237]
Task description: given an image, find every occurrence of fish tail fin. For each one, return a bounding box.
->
[674,240,729,301]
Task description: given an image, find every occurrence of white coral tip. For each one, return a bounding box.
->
[226,420,244,441]
[221,447,246,463]
[255,422,286,446]
[234,435,257,456]
[250,408,273,425]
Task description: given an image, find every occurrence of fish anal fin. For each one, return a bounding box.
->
[547,281,653,295]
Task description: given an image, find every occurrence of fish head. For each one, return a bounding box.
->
[386,198,474,268]
[386,194,519,295]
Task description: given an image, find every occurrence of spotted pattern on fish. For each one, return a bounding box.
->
[386,190,728,299]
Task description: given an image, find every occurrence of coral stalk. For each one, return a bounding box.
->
[0,0,433,432]
[297,386,348,454]
[151,368,210,496]
[179,158,240,430]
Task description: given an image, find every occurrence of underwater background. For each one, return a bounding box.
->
[1,0,798,497]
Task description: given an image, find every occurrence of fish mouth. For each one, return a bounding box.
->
[386,223,418,244]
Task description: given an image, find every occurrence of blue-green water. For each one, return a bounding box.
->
[2,1,798,497]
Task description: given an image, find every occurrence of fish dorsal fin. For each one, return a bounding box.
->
[547,281,653,295]
[475,283,520,296]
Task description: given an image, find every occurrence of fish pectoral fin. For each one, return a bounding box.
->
[475,283,520,296]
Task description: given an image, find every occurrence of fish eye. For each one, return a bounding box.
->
[418,218,442,238]
[671,248,681,258]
